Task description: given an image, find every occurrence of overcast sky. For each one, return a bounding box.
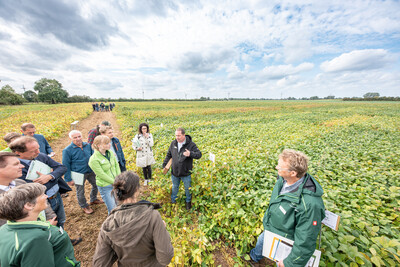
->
[0,0,399,99]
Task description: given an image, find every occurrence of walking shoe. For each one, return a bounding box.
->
[144,180,148,186]
[185,201,192,210]
[82,206,94,214]
[89,199,104,205]
[70,237,82,246]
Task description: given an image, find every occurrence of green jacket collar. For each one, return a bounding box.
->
[270,173,324,204]
[7,220,51,229]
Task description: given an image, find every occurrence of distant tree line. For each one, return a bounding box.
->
[343,92,400,101]
[284,95,336,100]
[1,78,399,105]
[0,84,25,105]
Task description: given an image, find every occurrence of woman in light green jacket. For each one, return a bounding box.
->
[89,135,121,214]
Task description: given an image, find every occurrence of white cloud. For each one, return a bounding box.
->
[262,63,314,79]
[320,49,395,73]
[0,0,399,98]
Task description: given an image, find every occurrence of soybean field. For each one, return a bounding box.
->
[116,100,400,267]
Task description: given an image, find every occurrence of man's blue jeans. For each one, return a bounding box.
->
[98,184,117,214]
[48,192,66,228]
[171,174,191,203]
[250,231,265,262]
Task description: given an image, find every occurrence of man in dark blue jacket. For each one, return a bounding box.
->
[21,123,55,157]
[63,130,103,214]
[9,136,68,228]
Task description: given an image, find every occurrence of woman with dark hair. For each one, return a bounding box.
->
[93,171,174,267]
[132,123,155,186]
[0,183,80,266]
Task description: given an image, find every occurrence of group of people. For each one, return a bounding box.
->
[0,119,326,267]
[92,102,115,112]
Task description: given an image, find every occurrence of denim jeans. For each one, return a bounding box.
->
[171,174,191,203]
[250,231,265,262]
[75,172,99,208]
[48,192,66,228]
[98,184,117,214]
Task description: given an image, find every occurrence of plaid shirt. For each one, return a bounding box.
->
[87,128,98,145]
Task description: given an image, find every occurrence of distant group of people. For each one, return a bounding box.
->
[92,102,115,112]
[0,118,325,266]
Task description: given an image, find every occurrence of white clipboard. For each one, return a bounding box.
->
[26,160,51,180]
[71,171,84,185]
[262,230,321,266]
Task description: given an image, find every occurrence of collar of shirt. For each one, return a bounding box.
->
[0,180,16,192]
[177,139,186,151]
[19,158,32,165]
[72,142,88,149]
[279,176,305,195]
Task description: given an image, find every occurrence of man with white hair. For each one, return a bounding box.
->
[62,130,103,214]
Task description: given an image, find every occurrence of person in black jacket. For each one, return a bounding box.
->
[162,128,201,210]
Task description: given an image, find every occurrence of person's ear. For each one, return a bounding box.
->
[24,202,35,211]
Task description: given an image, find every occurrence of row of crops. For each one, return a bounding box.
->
[0,103,92,149]
[115,101,400,266]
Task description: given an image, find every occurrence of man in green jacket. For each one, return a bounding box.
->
[246,149,325,267]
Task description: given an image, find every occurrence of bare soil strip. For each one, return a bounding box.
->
[50,111,120,267]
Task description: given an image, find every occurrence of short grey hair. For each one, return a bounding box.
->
[176,127,185,135]
[0,183,46,221]
[69,130,82,139]
[279,149,309,178]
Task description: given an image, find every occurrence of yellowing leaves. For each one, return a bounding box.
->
[0,103,91,149]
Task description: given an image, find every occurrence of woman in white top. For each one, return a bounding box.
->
[132,123,155,185]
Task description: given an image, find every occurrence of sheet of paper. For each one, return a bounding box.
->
[263,230,321,267]
[26,160,51,180]
[209,152,216,163]
[71,171,85,186]
[274,240,292,261]
[322,210,340,231]
[132,137,141,148]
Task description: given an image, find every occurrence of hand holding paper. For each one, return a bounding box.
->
[71,171,84,186]
[26,160,51,181]
[33,171,53,184]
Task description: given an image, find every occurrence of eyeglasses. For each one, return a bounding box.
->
[276,166,291,172]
